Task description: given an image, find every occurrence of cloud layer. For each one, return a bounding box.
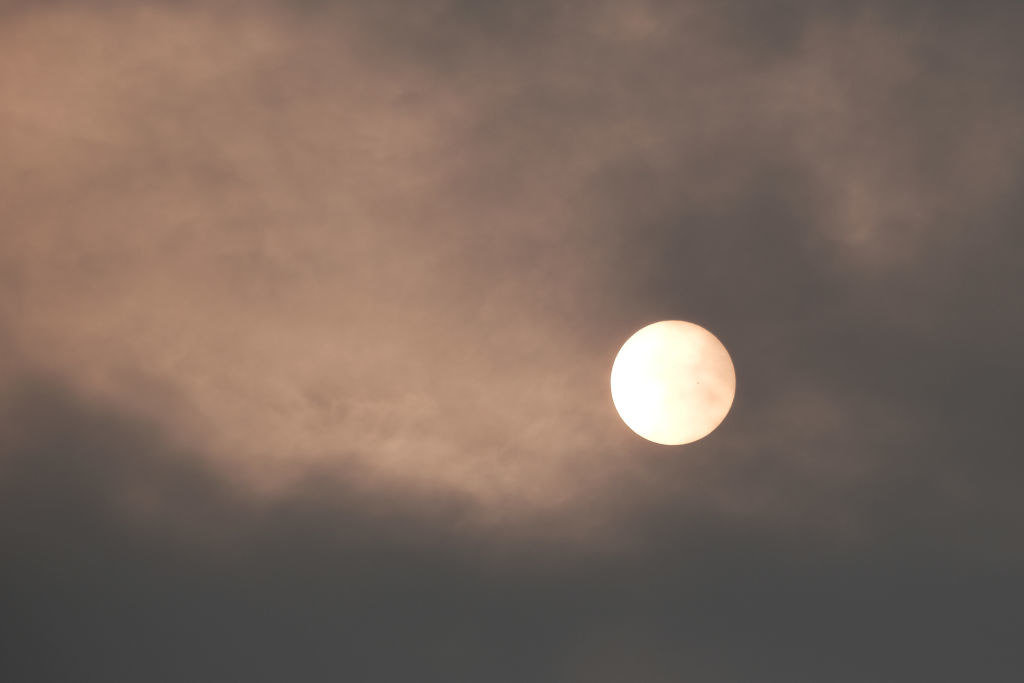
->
[2,1,1023,679]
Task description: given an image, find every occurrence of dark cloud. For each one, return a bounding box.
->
[2,377,1021,681]
[2,0,1023,679]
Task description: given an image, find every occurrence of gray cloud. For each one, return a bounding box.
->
[2,0,1023,679]
[1,374,1021,681]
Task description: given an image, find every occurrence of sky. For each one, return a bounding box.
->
[1,0,1022,680]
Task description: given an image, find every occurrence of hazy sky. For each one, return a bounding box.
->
[2,1,1022,680]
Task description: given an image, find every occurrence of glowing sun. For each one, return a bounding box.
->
[611,320,736,445]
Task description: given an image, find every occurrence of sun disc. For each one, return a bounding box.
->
[610,320,736,445]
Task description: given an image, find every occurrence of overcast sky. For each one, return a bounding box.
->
[2,1,1023,680]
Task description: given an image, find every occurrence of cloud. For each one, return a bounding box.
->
[1,2,1023,676]
[1,0,1023,526]
[2,374,1021,681]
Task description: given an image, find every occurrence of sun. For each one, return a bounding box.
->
[611,320,736,445]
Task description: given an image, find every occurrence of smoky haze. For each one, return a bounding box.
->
[1,0,1022,680]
